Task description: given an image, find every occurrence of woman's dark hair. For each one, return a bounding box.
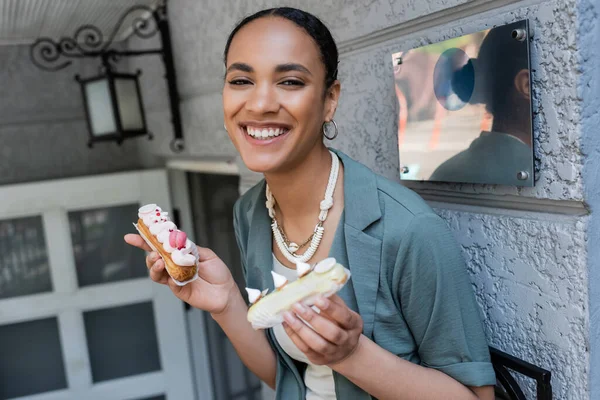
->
[223,7,339,90]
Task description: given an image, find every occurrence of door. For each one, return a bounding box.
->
[185,172,263,400]
[0,170,195,400]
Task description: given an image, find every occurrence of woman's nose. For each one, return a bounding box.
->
[245,83,279,114]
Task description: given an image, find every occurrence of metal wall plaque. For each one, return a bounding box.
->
[392,20,534,186]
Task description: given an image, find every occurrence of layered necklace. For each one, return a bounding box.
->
[266,150,340,264]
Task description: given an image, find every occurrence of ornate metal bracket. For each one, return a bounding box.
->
[30,1,185,153]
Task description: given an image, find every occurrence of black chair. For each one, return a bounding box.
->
[490,347,552,400]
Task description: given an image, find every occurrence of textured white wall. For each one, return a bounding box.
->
[0,44,144,186]
[135,0,595,398]
[437,206,588,398]
[331,2,590,396]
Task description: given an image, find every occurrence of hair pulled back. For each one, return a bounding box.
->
[223,7,339,89]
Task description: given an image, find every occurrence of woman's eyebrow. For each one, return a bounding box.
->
[226,62,312,76]
[226,62,253,73]
[274,63,312,75]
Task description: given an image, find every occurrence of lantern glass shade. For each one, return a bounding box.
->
[78,71,148,145]
[84,80,118,136]
[114,78,144,131]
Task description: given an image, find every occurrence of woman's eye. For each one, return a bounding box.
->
[280,80,305,87]
[228,79,251,86]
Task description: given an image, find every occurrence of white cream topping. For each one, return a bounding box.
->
[139,204,162,226]
[246,288,261,304]
[314,257,336,273]
[271,271,288,289]
[171,239,197,266]
[296,261,312,277]
[138,204,158,216]
[246,288,269,304]
[150,221,175,236]
[172,250,196,266]
[163,240,176,253]
[157,229,171,243]
[184,239,194,253]
[138,204,198,267]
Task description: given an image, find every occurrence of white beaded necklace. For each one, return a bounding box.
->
[266,150,340,264]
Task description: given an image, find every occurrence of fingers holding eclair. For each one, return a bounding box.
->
[133,204,199,284]
[125,211,238,314]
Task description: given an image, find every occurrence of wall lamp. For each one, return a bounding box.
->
[29,1,185,152]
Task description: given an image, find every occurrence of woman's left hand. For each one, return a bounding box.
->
[282,294,364,366]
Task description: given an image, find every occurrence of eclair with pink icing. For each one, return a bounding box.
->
[133,204,199,283]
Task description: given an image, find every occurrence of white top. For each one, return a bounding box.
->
[271,254,337,400]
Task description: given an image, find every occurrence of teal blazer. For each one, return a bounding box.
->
[233,149,496,399]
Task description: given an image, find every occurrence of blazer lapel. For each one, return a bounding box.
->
[332,148,382,339]
[344,225,381,339]
[245,181,275,293]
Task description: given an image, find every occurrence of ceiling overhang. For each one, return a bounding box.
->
[0,0,160,46]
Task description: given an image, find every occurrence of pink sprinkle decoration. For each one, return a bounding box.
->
[169,231,178,248]
[175,231,187,248]
[169,230,188,248]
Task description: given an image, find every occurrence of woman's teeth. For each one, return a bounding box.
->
[246,127,288,139]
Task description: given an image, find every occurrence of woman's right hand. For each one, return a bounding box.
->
[124,234,237,315]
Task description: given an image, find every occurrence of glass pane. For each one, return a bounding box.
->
[0,216,52,300]
[85,79,117,136]
[392,20,534,186]
[115,78,145,131]
[0,317,67,398]
[84,301,161,383]
[69,204,147,287]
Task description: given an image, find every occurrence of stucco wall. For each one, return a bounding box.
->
[135,0,594,398]
[0,44,144,186]
[437,206,588,397]
[333,1,589,397]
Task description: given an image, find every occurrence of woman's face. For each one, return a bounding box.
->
[223,17,339,173]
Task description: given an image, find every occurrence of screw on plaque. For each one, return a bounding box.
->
[395,57,403,65]
[401,166,410,174]
[517,171,529,180]
[512,28,527,42]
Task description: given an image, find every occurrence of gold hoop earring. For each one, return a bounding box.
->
[322,119,339,140]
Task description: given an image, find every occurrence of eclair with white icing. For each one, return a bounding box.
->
[134,204,199,282]
[246,258,351,330]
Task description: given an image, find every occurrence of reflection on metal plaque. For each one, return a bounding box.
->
[392,20,534,186]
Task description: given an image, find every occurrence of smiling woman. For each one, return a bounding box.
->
[222,10,339,176]
[125,6,496,400]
